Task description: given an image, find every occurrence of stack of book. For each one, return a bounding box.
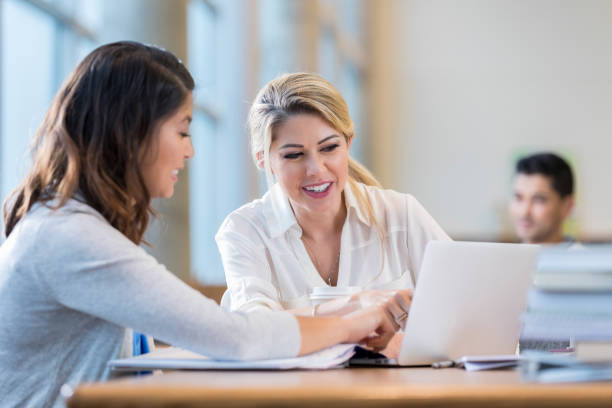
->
[521,245,612,348]
[520,245,612,381]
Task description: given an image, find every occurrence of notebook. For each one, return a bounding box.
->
[109,343,357,371]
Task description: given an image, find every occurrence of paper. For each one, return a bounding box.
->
[108,343,357,371]
[455,354,520,371]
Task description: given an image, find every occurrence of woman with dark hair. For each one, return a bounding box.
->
[0,42,399,407]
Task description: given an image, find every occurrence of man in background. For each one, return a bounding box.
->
[511,153,576,352]
[509,152,575,245]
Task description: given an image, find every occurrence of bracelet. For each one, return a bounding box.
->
[312,303,321,317]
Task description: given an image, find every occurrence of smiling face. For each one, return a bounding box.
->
[140,94,194,198]
[509,173,574,244]
[269,113,351,220]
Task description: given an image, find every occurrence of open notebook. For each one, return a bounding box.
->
[108,343,357,371]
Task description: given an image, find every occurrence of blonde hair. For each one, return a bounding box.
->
[248,72,385,277]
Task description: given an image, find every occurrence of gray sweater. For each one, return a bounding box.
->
[0,199,300,407]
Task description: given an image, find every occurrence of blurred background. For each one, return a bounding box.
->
[1,0,611,287]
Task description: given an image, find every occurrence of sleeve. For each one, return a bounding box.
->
[405,195,452,279]
[35,212,301,361]
[215,214,285,312]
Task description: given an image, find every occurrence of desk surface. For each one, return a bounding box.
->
[67,367,612,408]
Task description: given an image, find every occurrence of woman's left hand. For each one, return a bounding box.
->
[350,289,412,330]
[316,289,413,330]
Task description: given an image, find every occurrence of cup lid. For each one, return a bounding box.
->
[310,286,362,297]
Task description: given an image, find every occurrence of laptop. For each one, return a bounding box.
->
[350,240,539,367]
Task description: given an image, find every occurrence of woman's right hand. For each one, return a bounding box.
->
[340,304,399,352]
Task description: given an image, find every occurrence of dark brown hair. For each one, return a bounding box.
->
[516,152,574,198]
[3,41,194,243]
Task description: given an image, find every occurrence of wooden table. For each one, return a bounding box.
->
[67,367,612,408]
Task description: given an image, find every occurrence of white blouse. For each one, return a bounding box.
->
[216,182,451,311]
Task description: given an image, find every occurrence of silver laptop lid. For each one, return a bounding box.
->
[399,241,539,365]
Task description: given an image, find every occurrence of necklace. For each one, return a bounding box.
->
[302,236,340,286]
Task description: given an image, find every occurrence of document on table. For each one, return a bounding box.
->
[108,343,357,371]
[450,354,520,371]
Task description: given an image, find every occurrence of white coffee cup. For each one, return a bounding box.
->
[309,286,362,306]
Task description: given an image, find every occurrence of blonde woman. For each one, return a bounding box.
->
[216,73,450,353]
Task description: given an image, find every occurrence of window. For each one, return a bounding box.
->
[0,0,97,240]
[257,0,369,165]
[187,0,253,284]
[317,0,367,161]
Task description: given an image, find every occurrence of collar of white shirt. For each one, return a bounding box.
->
[262,182,371,239]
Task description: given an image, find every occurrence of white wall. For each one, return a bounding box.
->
[369,0,612,241]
